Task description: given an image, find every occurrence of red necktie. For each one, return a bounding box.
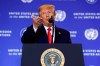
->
[47,27,52,44]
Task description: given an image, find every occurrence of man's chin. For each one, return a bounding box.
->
[43,23,53,27]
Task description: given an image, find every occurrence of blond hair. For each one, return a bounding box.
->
[38,4,55,15]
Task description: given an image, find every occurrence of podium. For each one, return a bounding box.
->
[21,44,84,66]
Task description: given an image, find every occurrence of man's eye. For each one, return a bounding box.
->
[48,11,51,13]
[42,12,45,14]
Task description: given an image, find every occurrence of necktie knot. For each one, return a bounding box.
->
[47,27,51,31]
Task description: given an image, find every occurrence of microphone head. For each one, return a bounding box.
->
[48,16,54,23]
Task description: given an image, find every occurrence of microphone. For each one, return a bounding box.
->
[48,16,54,23]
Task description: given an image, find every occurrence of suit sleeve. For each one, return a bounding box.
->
[62,29,72,44]
[21,26,39,44]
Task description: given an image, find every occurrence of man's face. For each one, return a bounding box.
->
[39,9,55,24]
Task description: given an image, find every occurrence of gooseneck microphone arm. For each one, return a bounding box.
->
[48,16,54,44]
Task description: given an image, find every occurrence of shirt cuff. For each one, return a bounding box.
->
[33,25,38,32]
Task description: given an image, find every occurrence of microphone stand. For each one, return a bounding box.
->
[52,21,54,44]
[49,16,54,44]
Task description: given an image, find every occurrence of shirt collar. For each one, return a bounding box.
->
[44,26,53,31]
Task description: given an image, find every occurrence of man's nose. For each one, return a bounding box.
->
[46,15,49,18]
[46,13,49,17]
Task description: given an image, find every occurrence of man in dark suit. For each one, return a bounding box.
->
[21,4,71,44]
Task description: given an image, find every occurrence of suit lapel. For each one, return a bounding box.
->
[38,25,62,43]
[54,26,62,43]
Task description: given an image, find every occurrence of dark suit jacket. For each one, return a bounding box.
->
[21,25,71,44]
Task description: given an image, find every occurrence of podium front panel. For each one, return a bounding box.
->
[21,44,84,66]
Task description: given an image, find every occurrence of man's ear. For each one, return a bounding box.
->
[39,14,40,17]
[53,12,56,19]
[38,12,41,17]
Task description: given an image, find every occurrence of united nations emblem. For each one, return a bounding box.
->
[21,0,33,3]
[86,0,97,4]
[55,10,66,22]
[84,28,98,40]
[41,48,65,66]
[20,28,27,37]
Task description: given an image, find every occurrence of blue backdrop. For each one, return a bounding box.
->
[0,0,100,66]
